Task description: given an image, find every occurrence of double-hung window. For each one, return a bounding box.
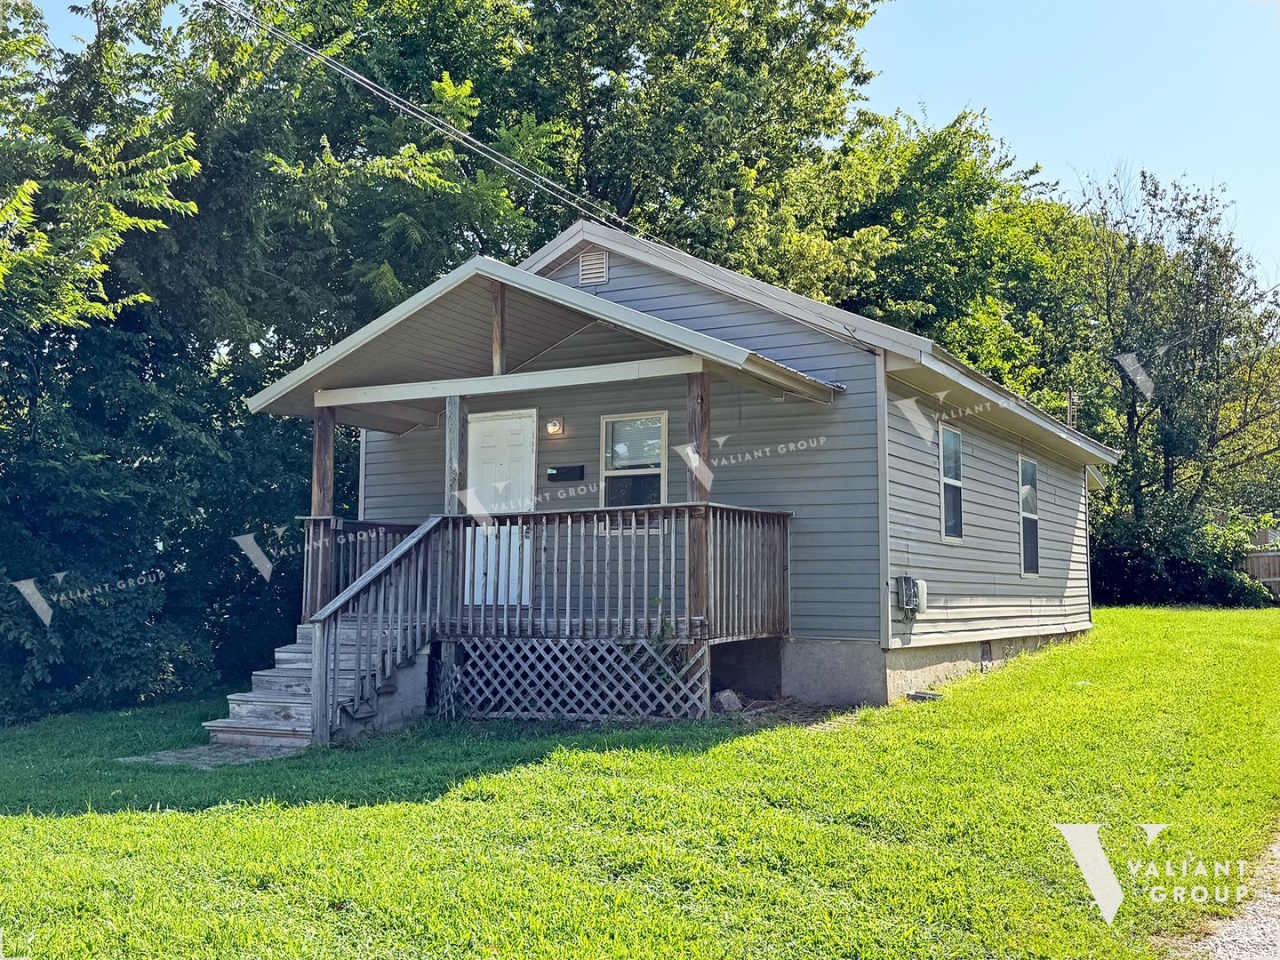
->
[1019,456,1040,575]
[601,413,667,506]
[940,425,964,540]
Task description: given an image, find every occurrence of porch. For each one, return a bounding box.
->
[300,502,789,738]
[208,255,838,746]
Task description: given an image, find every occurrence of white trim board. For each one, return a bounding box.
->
[315,356,707,408]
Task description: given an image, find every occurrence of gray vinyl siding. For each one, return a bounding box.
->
[548,251,882,640]
[363,252,884,641]
[548,252,858,381]
[886,380,1092,645]
[361,427,444,523]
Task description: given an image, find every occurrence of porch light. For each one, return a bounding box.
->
[545,417,564,436]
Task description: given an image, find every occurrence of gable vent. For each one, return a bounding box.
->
[578,249,609,286]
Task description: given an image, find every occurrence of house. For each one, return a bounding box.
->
[203,220,1119,746]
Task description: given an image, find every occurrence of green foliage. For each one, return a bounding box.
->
[0,1,209,717]
[0,609,1277,957]
[1091,505,1273,607]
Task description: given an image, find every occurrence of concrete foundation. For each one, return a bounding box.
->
[775,630,1086,708]
[780,637,888,706]
[883,630,1084,702]
[338,649,432,742]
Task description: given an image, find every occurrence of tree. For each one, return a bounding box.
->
[0,0,207,716]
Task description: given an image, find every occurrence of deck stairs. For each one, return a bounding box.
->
[203,619,396,746]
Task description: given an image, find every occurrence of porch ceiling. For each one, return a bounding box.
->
[247,257,842,433]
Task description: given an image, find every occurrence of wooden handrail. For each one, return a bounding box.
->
[310,516,444,624]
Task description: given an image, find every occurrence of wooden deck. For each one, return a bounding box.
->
[301,503,791,740]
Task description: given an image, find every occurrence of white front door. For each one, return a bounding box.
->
[464,409,536,605]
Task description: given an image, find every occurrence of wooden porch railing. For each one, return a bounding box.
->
[304,503,790,742]
[708,504,791,642]
[301,516,418,619]
[308,517,445,745]
[438,504,698,641]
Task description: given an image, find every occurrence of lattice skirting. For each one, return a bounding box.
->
[445,636,710,721]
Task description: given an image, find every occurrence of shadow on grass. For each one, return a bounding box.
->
[0,693,758,817]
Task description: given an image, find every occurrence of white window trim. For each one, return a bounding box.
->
[599,411,668,507]
[940,423,964,543]
[1019,454,1040,578]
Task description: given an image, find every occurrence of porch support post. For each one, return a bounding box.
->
[491,281,506,376]
[311,406,336,516]
[686,372,711,502]
[439,395,465,713]
[686,372,712,716]
[444,395,465,514]
[302,406,336,620]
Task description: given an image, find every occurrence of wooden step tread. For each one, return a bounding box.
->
[227,691,309,705]
[202,717,310,740]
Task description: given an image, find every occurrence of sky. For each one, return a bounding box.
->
[40,0,1280,273]
[858,0,1280,278]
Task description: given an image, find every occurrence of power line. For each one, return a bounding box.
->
[200,0,884,351]
[203,0,684,255]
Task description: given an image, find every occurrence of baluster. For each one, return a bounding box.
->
[413,540,422,649]
[745,515,752,636]
[743,514,749,636]
[496,519,506,640]
[393,557,404,666]
[514,517,523,638]
[642,509,650,638]
[727,509,733,635]
[459,519,467,636]
[552,514,560,637]
[669,508,677,636]
[370,572,381,687]
[733,511,740,638]
[751,514,757,635]
[617,510,626,638]
[603,511,611,637]
[578,514,586,642]
[591,512,599,638]
[737,513,744,637]
[484,520,494,637]
[432,525,441,637]
[463,522,472,636]
[682,509,689,639]
[655,509,664,640]
[564,513,573,638]
[486,519,496,640]
[405,550,415,657]
[707,508,716,638]
[539,515,547,637]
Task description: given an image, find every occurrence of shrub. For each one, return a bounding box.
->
[1091,506,1274,607]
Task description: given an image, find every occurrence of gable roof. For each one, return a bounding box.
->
[247,255,841,430]
[522,220,1120,466]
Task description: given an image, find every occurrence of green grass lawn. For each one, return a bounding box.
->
[0,607,1277,958]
